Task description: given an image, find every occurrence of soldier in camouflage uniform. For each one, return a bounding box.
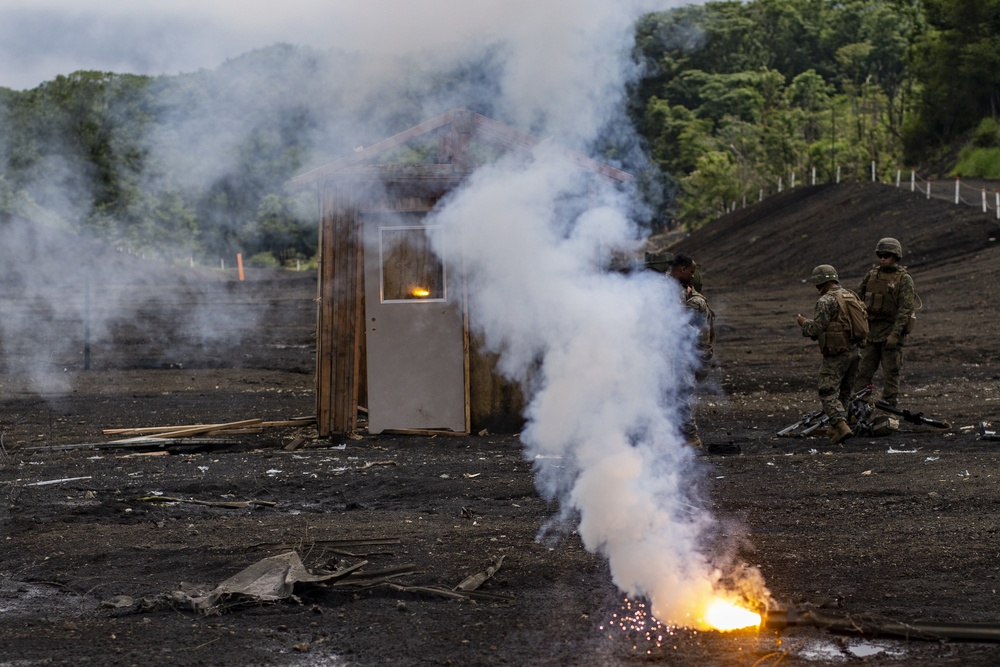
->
[669,253,715,447]
[852,238,915,407]
[797,264,862,444]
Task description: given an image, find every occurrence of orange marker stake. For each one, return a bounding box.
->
[237,253,245,281]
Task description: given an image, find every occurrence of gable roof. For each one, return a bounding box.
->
[288,106,632,189]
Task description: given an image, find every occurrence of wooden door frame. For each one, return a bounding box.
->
[315,172,469,436]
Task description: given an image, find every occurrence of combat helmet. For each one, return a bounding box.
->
[810,264,839,286]
[644,250,674,274]
[875,237,903,258]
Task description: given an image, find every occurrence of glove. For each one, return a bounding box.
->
[884,333,899,349]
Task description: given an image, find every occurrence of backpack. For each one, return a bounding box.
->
[819,289,868,354]
[833,289,869,343]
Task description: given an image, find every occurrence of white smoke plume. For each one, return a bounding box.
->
[419,0,768,627]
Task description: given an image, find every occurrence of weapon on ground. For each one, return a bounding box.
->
[873,401,951,431]
[777,387,872,437]
[777,409,824,437]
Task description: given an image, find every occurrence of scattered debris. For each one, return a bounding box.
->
[102,416,316,437]
[454,555,504,592]
[283,436,308,451]
[172,551,364,613]
[110,418,271,442]
[158,548,513,615]
[138,496,277,509]
[766,605,1000,642]
[25,476,93,487]
[357,460,397,470]
[23,415,317,454]
[24,438,240,453]
[252,538,401,558]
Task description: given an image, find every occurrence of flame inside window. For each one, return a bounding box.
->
[380,225,445,302]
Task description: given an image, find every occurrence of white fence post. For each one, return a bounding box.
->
[910,169,916,192]
[996,190,999,220]
[758,188,764,202]
[895,167,901,188]
[955,177,960,205]
[791,171,796,188]
[871,161,876,182]
[982,188,988,213]
[778,177,783,193]
[811,165,816,185]
[927,180,932,199]
[836,165,841,184]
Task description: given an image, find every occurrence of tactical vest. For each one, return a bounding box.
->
[862,266,908,322]
[818,289,865,355]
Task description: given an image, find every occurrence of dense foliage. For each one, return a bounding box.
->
[629,0,1000,228]
[0,0,997,253]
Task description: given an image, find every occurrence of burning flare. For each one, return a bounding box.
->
[409,286,431,298]
[702,598,762,632]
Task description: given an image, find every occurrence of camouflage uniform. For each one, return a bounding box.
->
[800,285,861,422]
[679,284,715,443]
[684,285,715,375]
[853,266,914,407]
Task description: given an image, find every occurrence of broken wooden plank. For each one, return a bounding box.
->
[138,496,277,509]
[111,419,265,442]
[283,436,308,451]
[380,428,470,437]
[25,476,93,487]
[102,416,316,436]
[253,538,402,551]
[385,582,515,602]
[454,555,505,592]
[22,438,235,453]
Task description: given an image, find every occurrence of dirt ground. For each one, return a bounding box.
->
[3,182,1000,666]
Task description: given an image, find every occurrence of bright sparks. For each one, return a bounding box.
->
[601,596,762,656]
[703,599,761,632]
[410,287,431,298]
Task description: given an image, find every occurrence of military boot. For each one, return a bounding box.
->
[829,419,853,444]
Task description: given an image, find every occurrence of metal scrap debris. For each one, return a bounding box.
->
[164,550,512,614]
[173,551,360,613]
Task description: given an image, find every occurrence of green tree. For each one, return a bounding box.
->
[908,0,1000,153]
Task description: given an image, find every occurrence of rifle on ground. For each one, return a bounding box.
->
[777,387,872,437]
[981,423,1000,441]
[777,409,825,437]
[873,401,951,431]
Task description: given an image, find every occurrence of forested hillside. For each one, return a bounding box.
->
[1,0,997,262]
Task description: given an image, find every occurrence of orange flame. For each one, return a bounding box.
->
[702,599,761,632]
[410,287,431,298]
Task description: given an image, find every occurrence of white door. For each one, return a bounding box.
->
[363,213,467,433]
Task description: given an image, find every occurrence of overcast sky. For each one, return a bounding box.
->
[0,0,569,91]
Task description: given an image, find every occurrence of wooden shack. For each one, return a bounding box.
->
[289,107,632,437]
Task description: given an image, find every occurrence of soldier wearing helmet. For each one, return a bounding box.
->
[852,237,915,407]
[796,264,864,444]
[657,252,715,448]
